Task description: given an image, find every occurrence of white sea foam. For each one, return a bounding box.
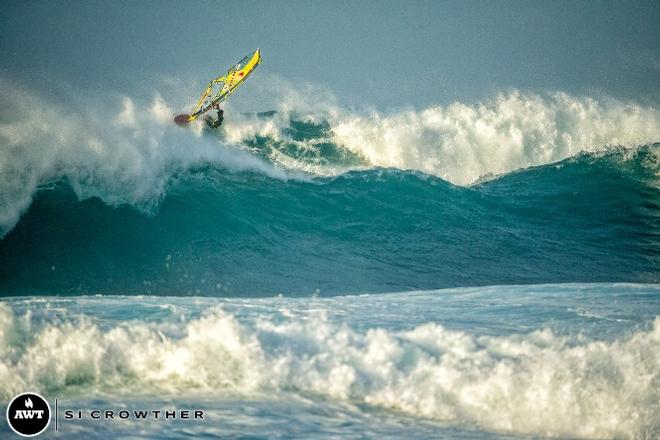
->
[329,92,660,185]
[222,83,660,182]
[1,78,658,234]
[0,302,657,439]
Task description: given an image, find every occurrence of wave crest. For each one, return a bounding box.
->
[329,91,659,184]
[1,79,658,235]
[0,80,289,235]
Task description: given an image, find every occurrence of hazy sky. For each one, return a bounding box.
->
[1,0,658,108]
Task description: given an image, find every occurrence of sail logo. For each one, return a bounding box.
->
[6,393,51,437]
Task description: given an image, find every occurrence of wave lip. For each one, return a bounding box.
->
[1,286,659,439]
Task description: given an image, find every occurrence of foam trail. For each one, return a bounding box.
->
[329,92,660,184]
[0,302,657,439]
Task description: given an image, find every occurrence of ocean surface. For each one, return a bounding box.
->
[0,285,658,439]
[0,86,659,438]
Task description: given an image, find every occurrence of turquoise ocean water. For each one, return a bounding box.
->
[0,91,658,438]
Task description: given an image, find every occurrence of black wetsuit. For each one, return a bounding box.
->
[205,109,224,129]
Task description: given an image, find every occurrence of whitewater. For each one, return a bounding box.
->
[0,80,659,438]
[0,285,658,439]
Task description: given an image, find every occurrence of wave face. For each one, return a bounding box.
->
[0,145,658,296]
[0,83,659,295]
[1,284,659,439]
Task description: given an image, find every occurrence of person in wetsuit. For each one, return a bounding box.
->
[205,103,224,129]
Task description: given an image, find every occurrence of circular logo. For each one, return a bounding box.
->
[6,392,51,437]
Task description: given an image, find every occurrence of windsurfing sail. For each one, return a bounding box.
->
[175,49,262,125]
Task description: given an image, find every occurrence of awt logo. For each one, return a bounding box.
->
[6,392,51,437]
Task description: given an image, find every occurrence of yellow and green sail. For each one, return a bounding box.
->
[174,49,261,125]
[181,49,262,123]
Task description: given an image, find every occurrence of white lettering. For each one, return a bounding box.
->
[14,410,44,419]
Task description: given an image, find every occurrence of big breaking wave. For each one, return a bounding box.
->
[1,78,658,236]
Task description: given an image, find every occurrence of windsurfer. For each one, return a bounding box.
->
[204,103,224,129]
